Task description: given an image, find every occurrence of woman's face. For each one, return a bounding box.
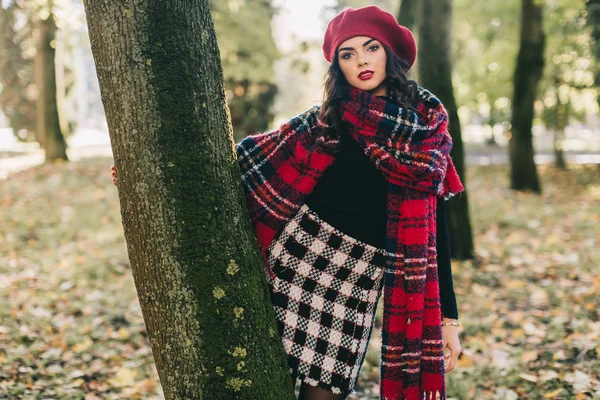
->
[337,35,387,97]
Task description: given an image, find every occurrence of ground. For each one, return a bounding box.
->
[1,158,599,399]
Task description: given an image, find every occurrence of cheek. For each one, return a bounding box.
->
[339,63,355,81]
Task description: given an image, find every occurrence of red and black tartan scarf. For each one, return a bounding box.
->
[236,85,464,400]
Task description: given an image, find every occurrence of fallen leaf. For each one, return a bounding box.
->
[135,378,157,394]
[519,373,538,382]
[520,350,538,363]
[543,388,563,398]
[108,367,137,388]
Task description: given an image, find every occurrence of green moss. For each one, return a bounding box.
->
[225,377,252,392]
[233,307,244,319]
[213,287,225,299]
[226,259,240,275]
[231,347,247,358]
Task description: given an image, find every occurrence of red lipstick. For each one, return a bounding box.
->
[358,70,374,80]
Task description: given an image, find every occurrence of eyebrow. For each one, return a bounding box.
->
[337,38,378,53]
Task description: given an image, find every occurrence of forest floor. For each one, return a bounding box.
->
[1,157,599,400]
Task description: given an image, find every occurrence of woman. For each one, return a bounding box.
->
[112,6,463,400]
[237,6,464,400]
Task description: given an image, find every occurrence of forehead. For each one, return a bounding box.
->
[338,35,378,49]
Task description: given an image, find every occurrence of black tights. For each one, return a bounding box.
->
[298,383,347,400]
[292,375,347,400]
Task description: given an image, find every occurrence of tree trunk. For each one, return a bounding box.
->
[398,0,417,31]
[397,0,419,80]
[34,7,68,162]
[418,0,474,260]
[509,0,545,192]
[83,1,295,399]
[586,0,600,107]
[553,128,566,170]
[553,88,568,170]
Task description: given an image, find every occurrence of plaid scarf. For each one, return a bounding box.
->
[236,85,464,400]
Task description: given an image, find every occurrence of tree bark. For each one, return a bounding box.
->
[83,1,295,399]
[34,7,68,162]
[418,0,474,260]
[509,0,545,192]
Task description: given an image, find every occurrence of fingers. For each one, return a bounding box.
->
[111,165,117,185]
[444,344,462,373]
[444,350,452,372]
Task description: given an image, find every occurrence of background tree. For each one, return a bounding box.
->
[83,0,295,398]
[33,0,68,162]
[397,0,419,79]
[419,0,475,260]
[397,0,417,30]
[509,0,545,192]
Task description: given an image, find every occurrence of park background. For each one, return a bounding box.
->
[1,0,599,399]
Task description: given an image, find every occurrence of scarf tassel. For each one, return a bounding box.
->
[425,390,441,400]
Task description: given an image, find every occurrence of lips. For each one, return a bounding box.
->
[358,70,374,80]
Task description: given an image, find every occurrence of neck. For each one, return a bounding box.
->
[368,83,387,97]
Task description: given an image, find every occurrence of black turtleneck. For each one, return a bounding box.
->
[304,130,458,319]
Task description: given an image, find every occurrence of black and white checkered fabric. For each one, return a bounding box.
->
[266,203,386,396]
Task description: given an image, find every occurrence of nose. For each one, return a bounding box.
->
[358,58,368,67]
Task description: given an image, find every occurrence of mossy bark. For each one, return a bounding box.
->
[83,1,295,399]
[34,11,68,162]
[418,0,474,260]
[509,0,545,193]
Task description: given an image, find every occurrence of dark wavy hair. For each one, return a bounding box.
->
[312,44,421,153]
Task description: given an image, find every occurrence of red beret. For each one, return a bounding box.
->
[322,5,417,69]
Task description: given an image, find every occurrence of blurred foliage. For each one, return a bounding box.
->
[327,0,397,14]
[2,0,599,143]
[0,0,86,142]
[453,0,519,145]
[586,0,600,87]
[1,158,599,398]
[211,0,280,83]
[0,0,281,142]
[454,0,597,142]
[539,1,594,129]
[0,0,37,141]
[211,0,281,139]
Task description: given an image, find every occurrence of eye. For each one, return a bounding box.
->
[368,44,379,51]
[341,52,352,60]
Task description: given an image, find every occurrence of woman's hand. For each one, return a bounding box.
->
[441,318,462,373]
[111,164,117,185]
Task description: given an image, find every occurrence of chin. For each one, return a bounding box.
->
[351,79,385,94]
